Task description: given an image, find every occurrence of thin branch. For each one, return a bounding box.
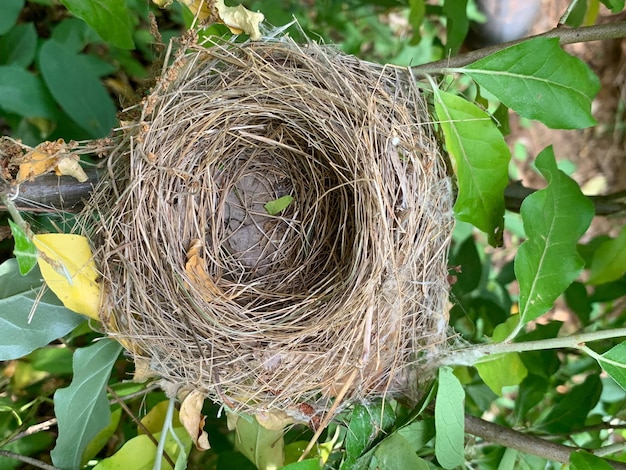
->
[439,328,626,367]
[3,418,57,446]
[465,414,626,468]
[107,385,176,469]
[0,450,60,470]
[505,182,626,216]
[412,21,626,75]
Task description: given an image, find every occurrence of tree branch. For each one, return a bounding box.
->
[412,21,626,75]
[3,175,626,219]
[439,328,626,367]
[465,414,626,468]
[505,181,626,216]
[0,450,60,470]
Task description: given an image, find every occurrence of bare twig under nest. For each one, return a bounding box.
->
[82,35,454,421]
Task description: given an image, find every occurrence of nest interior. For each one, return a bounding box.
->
[87,36,453,419]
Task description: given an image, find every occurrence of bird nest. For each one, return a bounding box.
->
[86,35,454,420]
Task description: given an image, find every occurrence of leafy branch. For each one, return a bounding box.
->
[439,327,626,367]
[412,21,626,75]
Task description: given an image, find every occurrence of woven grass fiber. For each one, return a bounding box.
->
[87,34,454,420]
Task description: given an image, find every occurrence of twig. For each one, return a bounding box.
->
[505,182,626,216]
[0,450,60,470]
[465,414,626,468]
[107,385,176,469]
[3,418,57,446]
[154,396,178,470]
[412,21,626,75]
[439,327,626,367]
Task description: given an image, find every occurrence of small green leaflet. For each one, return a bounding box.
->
[433,88,510,246]
[442,0,469,56]
[599,0,625,13]
[8,220,37,275]
[588,225,626,284]
[476,317,528,396]
[343,404,376,467]
[515,146,593,328]
[570,450,615,470]
[463,38,600,129]
[59,0,134,49]
[435,366,465,469]
[596,342,626,391]
[264,195,293,215]
[51,339,122,469]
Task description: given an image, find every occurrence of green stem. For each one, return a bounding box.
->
[439,328,626,367]
[154,396,177,470]
[412,21,626,75]
[0,192,31,235]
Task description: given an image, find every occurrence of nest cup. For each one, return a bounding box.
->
[88,36,453,419]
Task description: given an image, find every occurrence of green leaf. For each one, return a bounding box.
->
[408,0,425,45]
[564,282,592,324]
[343,404,376,466]
[8,221,37,275]
[443,0,469,56]
[563,0,590,27]
[514,374,549,424]
[0,0,24,35]
[373,432,429,470]
[39,39,117,138]
[82,408,122,466]
[59,0,134,49]
[264,195,293,215]
[51,339,122,469]
[281,460,323,470]
[515,147,594,327]
[233,414,284,469]
[396,419,435,452]
[0,65,57,118]
[476,318,528,396]
[435,366,465,469]
[451,235,482,294]
[0,23,37,67]
[588,225,626,284]
[539,374,601,433]
[51,18,102,53]
[598,0,625,13]
[570,450,615,470]
[464,38,600,129]
[93,427,192,470]
[0,259,84,361]
[433,89,510,246]
[597,342,626,391]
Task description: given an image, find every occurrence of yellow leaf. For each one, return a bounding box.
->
[16,149,57,182]
[214,0,264,40]
[180,391,211,451]
[16,139,87,183]
[255,409,295,431]
[33,234,101,321]
[140,400,182,435]
[175,0,264,39]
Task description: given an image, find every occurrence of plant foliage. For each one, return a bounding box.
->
[1,1,626,469]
